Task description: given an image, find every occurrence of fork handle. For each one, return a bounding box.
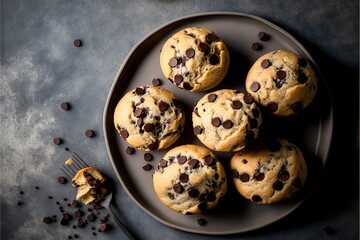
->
[106,203,136,240]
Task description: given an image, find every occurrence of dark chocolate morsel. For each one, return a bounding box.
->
[183,82,192,90]
[278,170,290,181]
[187,187,199,198]
[58,176,67,184]
[231,100,242,109]
[177,156,187,164]
[179,173,189,183]
[267,102,278,112]
[148,141,158,151]
[208,54,219,65]
[206,192,216,202]
[254,172,265,181]
[189,159,200,169]
[207,94,217,102]
[169,57,178,67]
[135,87,145,95]
[250,82,260,92]
[249,118,258,129]
[43,216,53,224]
[231,169,239,178]
[243,94,253,104]
[261,59,271,68]
[251,42,261,50]
[258,32,270,41]
[194,126,203,135]
[173,183,184,193]
[206,33,217,43]
[85,129,95,138]
[277,70,287,80]
[197,218,207,226]
[204,155,216,166]
[159,159,168,168]
[222,120,233,129]
[198,42,209,52]
[143,123,154,132]
[211,117,221,127]
[142,163,152,171]
[120,129,129,138]
[298,72,307,83]
[252,195,262,203]
[53,137,62,145]
[239,173,250,182]
[273,180,284,190]
[252,108,260,118]
[174,74,183,84]
[291,102,303,113]
[73,39,82,47]
[144,153,153,161]
[245,130,255,141]
[158,101,169,112]
[152,78,162,86]
[61,102,71,110]
[125,146,135,155]
[185,48,195,58]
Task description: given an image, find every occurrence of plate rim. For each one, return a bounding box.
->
[103,11,333,235]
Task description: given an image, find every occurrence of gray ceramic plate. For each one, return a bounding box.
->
[103,12,333,235]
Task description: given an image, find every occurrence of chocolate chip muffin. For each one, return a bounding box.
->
[153,144,227,214]
[71,166,109,205]
[230,138,307,204]
[114,86,185,151]
[192,89,262,152]
[245,50,317,116]
[160,27,230,92]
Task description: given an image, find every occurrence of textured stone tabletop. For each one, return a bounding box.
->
[1,1,358,239]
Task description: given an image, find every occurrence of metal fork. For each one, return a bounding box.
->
[61,153,135,240]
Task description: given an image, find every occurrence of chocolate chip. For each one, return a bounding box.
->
[87,213,96,222]
[277,70,287,80]
[251,42,261,50]
[268,139,281,152]
[158,101,169,112]
[267,102,278,112]
[60,218,69,225]
[231,100,242,109]
[252,109,260,118]
[198,42,209,52]
[74,210,83,218]
[173,183,184,193]
[174,74,183,84]
[58,176,67,184]
[159,159,168,168]
[231,169,239,178]
[99,223,111,232]
[135,87,145,96]
[72,200,80,208]
[243,94,253,104]
[142,163,151,171]
[198,201,207,212]
[17,201,23,206]
[258,32,270,41]
[299,59,307,67]
[194,126,203,135]
[169,57,178,67]
[261,59,271,68]
[207,94,217,102]
[254,172,264,181]
[144,153,153,161]
[273,181,284,190]
[298,72,307,83]
[252,195,262,203]
[206,192,216,202]
[35,186,39,190]
[152,78,162,86]
[206,33,217,43]
[242,159,248,164]
[125,146,135,155]
[197,218,207,226]
[179,173,189,183]
[73,39,82,47]
[245,130,255,141]
[183,82,193,90]
[250,82,260,92]
[187,187,199,198]
[43,216,53,224]
[291,102,303,113]
[204,156,216,166]
[143,123,154,132]
[53,137,62,145]
[19,191,24,195]
[148,141,158,151]
[85,129,95,138]
[239,173,250,182]
[61,102,71,110]
[249,118,258,129]
[189,159,200,169]
[185,48,195,58]
[120,129,129,138]
[278,170,290,181]
[178,156,187,164]
[222,120,233,129]
[208,54,219,65]
[211,117,221,127]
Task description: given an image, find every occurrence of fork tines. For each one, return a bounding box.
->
[60,152,90,179]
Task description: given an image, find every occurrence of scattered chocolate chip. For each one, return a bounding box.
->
[63,198,67,201]
[158,101,169,112]
[249,118,258,129]
[231,169,239,178]
[267,102,278,112]
[125,146,135,155]
[198,201,207,212]
[245,130,255,141]
[243,94,253,104]
[144,153,153,161]
[254,172,265,181]
[87,213,96,222]
[194,126,203,135]
[323,226,336,235]
[278,170,290,181]
[222,120,233,129]
[198,42,209,52]
[239,173,250,182]
[242,159,248,164]
[169,57,178,67]
[99,223,111,232]
[141,163,151,171]
[197,218,207,226]
[273,181,284,190]
[206,33,217,43]
[291,102,303,113]
[120,129,129,138]
[173,183,184,193]
[152,78,162,86]
[60,218,69,225]
[62,212,72,221]
[43,216,53,224]
[148,141,158,151]
[65,147,70,151]
[85,129,95,138]
[183,82,192,90]
[277,70,287,80]
[299,59,307,67]
[77,219,86,228]
[298,73,307,84]
[185,48,195,58]
[19,191,24,195]
[204,156,216,166]
[189,159,200,169]
[187,187,199,198]
[73,39,82,47]
[208,54,219,65]
[58,176,67,184]
[134,87,145,96]
[231,100,242,109]
[261,59,271,68]
[251,42,261,50]
[53,137,62,145]
[61,102,71,110]
[258,32,270,41]
[143,123,154,132]
[159,159,168,168]
[178,156,187,165]
[179,173,189,183]
[48,196,53,199]
[252,108,260,118]
[74,234,79,239]
[207,94,217,102]
[174,74,183,84]
[252,195,262,203]
[206,192,216,202]
[71,200,80,208]
[17,201,23,206]
[250,82,260,92]
[211,117,221,127]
